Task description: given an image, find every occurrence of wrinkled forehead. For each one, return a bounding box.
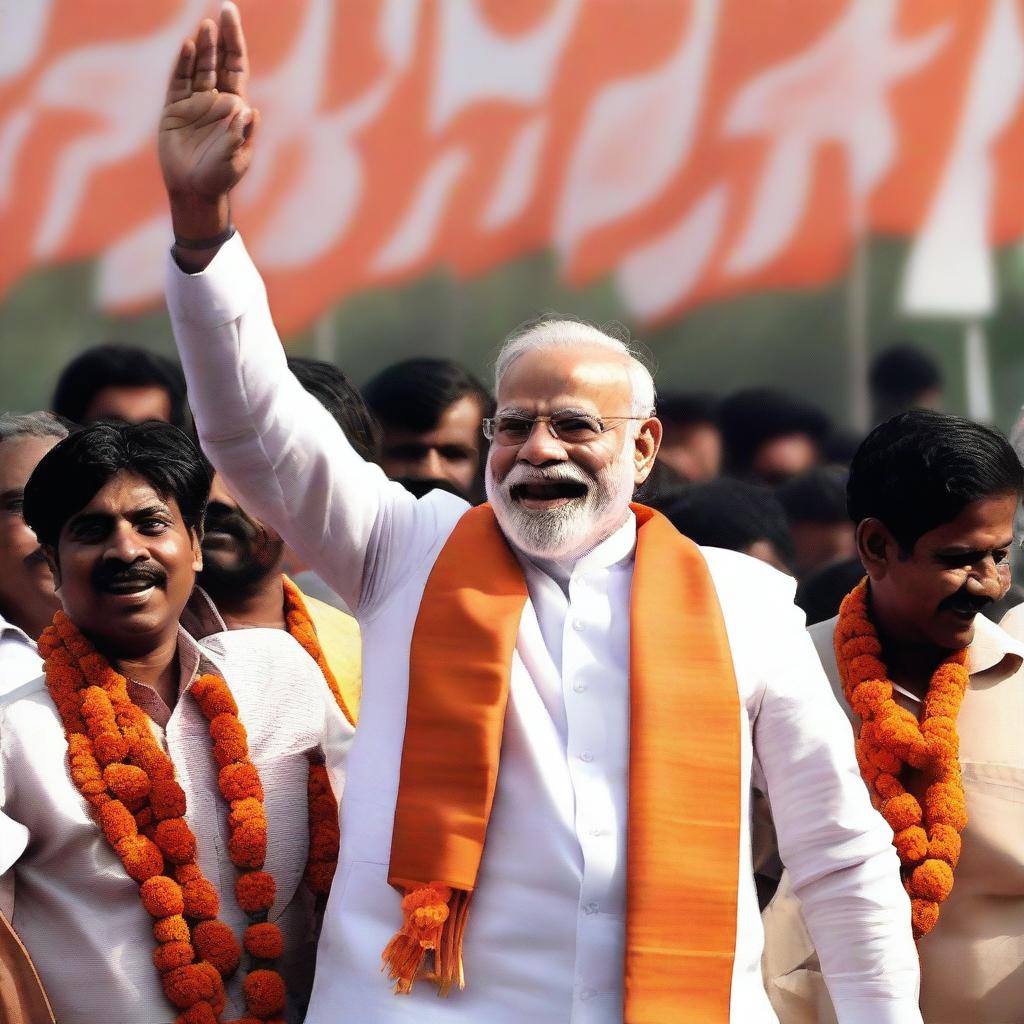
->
[496,344,634,414]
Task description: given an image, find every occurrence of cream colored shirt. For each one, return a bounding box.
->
[0,591,354,1024]
[761,613,1024,1024]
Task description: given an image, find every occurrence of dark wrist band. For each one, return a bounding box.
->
[174,225,236,250]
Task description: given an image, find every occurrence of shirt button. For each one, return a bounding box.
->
[581,988,596,1001]
[579,751,594,763]
[572,618,585,631]
[573,681,586,693]
[584,901,599,915]
[589,827,603,837]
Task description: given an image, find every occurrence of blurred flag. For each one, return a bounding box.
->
[1,0,1021,334]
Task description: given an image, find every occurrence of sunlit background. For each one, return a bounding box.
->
[3,0,1024,433]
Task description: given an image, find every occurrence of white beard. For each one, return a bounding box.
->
[485,443,635,563]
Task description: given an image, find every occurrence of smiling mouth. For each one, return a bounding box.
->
[510,480,587,510]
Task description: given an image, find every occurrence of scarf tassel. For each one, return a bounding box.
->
[382,884,471,995]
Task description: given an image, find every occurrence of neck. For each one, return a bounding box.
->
[868,588,951,697]
[111,633,181,710]
[212,572,287,631]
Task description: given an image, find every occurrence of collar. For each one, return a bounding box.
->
[0,608,36,651]
[520,511,638,588]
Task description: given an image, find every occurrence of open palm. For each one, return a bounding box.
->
[158,3,258,202]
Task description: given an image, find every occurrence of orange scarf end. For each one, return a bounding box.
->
[382,885,469,996]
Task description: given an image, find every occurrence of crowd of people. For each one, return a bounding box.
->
[1,5,1022,1024]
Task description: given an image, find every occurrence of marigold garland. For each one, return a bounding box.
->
[834,579,969,939]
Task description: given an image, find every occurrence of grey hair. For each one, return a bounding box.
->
[494,317,656,417]
[0,411,71,446]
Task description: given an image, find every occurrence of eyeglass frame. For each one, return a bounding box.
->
[481,410,652,445]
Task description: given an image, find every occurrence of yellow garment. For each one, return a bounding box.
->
[301,591,362,724]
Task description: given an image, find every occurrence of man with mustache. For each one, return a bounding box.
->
[761,410,1024,1023]
[0,420,352,1023]
[199,472,360,716]
[159,6,921,1021]
[0,413,70,696]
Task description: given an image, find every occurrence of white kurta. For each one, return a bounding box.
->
[166,234,922,1024]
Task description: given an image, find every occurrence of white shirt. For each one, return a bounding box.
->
[166,234,922,1024]
[0,591,354,1024]
[0,611,41,697]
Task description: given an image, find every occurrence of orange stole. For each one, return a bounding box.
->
[387,503,742,1022]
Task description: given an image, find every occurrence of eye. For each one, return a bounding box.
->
[552,415,601,442]
[2,498,23,515]
[994,549,1009,565]
[495,417,533,442]
[138,517,170,535]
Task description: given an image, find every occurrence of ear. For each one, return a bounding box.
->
[43,545,61,589]
[633,417,663,486]
[855,518,896,580]
[190,528,203,573]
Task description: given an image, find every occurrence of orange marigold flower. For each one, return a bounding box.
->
[175,1004,219,1024]
[845,654,887,684]
[244,922,284,960]
[243,969,287,1016]
[154,914,192,944]
[151,779,188,821]
[117,834,166,882]
[135,807,155,833]
[893,826,928,865]
[191,675,238,719]
[228,798,265,830]
[924,783,968,831]
[162,963,219,1009]
[154,818,198,865]
[210,713,248,766]
[219,761,263,803]
[236,871,276,914]
[141,876,185,918]
[228,820,267,869]
[177,867,220,920]
[910,859,955,903]
[873,773,903,801]
[309,824,340,863]
[928,824,962,867]
[193,920,241,977]
[100,800,138,846]
[131,740,176,781]
[308,794,337,821]
[93,731,130,765]
[303,861,336,896]
[881,793,922,832]
[867,746,902,774]
[910,897,940,938]
[153,940,196,973]
[104,763,151,804]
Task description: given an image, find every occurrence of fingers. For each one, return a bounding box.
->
[165,39,196,105]
[192,18,218,93]
[218,1,250,99]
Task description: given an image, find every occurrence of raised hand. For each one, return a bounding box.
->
[159,2,259,249]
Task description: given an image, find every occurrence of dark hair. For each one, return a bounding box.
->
[287,356,382,463]
[52,344,188,429]
[718,388,830,475]
[23,421,211,547]
[777,465,849,525]
[663,478,794,567]
[656,391,719,429]
[847,409,1024,551]
[869,342,943,406]
[795,557,866,626]
[362,358,494,436]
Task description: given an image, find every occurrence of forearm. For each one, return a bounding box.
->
[169,193,231,272]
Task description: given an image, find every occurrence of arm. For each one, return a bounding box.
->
[160,5,464,610]
[753,602,921,1024]
[0,713,28,919]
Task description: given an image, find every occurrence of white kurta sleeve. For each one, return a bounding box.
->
[165,234,468,612]
[0,710,28,919]
[752,598,922,1024]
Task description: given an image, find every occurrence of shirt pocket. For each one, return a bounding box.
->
[959,762,1024,894]
[260,752,316,922]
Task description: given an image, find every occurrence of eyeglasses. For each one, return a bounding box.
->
[481,412,648,446]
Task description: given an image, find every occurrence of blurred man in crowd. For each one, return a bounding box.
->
[2,420,353,1023]
[362,356,492,499]
[761,410,1024,1024]
[0,412,70,694]
[869,342,943,424]
[654,391,721,482]
[777,465,855,579]
[664,478,794,574]
[719,387,830,485]
[52,343,188,430]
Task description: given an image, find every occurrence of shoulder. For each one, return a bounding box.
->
[0,673,51,713]
[0,675,63,757]
[999,599,1024,637]
[700,545,798,612]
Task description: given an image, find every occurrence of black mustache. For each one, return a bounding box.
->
[23,547,48,567]
[940,592,992,615]
[92,562,167,591]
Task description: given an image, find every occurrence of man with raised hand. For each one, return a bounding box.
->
[161,6,922,1022]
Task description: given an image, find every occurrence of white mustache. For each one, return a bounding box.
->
[503,464,590,489]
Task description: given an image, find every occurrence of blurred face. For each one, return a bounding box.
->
[200,474,284,597]
[658,422,721,482]
[486,345,661,562]
[84,385,172,425]
[49,471,202,659]
[750,433,819,485]
[745,539,793,575]
[0,435,61,636]
[863,492,1017,655]
[790,520,856,577]
[380,396,484,496]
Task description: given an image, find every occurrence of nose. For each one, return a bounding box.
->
[417,448,445,480]
[966,556,1009,600]
[517,419,567,466]
[105,521,146,564]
